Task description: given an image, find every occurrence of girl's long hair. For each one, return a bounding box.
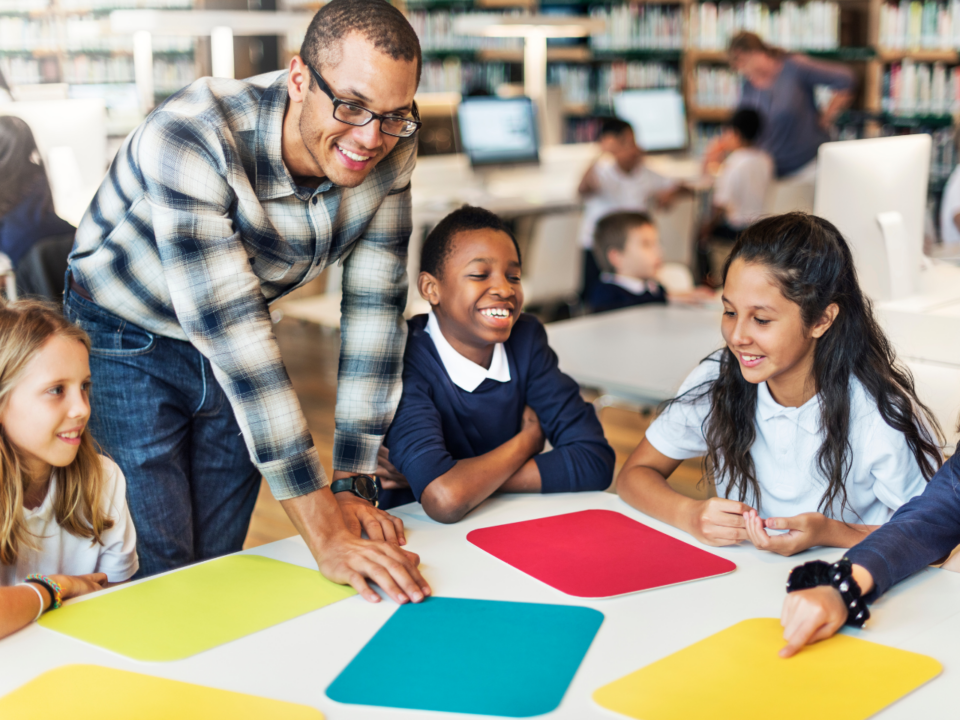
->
[681,213,943,518]
[0,299,114,566]
[0,116,52,219]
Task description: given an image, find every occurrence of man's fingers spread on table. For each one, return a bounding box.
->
[362,561,409,604]
[365,551,425,603]
[346,572,380,604]
[360,514,386,542]
[390,515,407,545]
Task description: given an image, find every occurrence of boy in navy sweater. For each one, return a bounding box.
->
[380,206,615,521]
[587,211,668,314]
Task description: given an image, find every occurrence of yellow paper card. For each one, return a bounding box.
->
[39,554,356,661]
[594,618,941,720]
[0,665,323,720]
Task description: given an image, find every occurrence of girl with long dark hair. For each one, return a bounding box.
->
[617,212,943,556]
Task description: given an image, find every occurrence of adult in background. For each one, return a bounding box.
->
[707,32,855,180]
[64,0,430,605]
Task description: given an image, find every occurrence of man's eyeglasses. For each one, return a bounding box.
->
[304,61,421,139]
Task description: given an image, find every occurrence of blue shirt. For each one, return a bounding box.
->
[0,176,73,267]
[381,313,615,509]
[846,452,960,602]
[739,55,855,177]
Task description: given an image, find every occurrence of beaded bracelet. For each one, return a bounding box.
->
[786,558,870,628]
[25,573,62,611]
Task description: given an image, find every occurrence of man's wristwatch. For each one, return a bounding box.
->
[330,474,379,508]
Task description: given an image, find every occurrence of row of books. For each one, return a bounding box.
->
[882,59,960,114]
[419,59,510,95]
[0,55,56,85]
[694,65,741,108]
[408,11,524,53]
[58,0,191,8]
[0,0,48,11]
[588,5,684,51]
[878,1,960,51]
[61,53,135,84]
[0,17,193,53]
[688,1,840,51]
[153,56,195,94]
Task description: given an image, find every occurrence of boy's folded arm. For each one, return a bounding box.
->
[421,429,541,524]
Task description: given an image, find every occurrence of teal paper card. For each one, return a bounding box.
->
[326,597,604,717]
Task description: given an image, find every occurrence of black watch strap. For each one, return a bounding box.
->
[330,474,379,507]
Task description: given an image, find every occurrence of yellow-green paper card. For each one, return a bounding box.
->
[593,618,941,720]
[39,555,356,661]
[0,665,324,719]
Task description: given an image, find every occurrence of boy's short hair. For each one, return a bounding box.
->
[593,211,655,273]
[598,117,633,139]
[729,108,762,144]
[421,205,521,278]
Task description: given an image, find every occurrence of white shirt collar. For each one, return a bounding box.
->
[600,273,660,296]
[425,310,511,393]
[756,381,821,434]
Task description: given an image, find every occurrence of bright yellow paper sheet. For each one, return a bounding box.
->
[0,665,323,720]
[39,554,356,661]
[594,618,941,720]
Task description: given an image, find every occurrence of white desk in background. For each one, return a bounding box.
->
[545,304,723,405]
[1,492,958,718]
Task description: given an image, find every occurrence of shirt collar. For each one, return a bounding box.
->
[254,72,335,201]
[601,273,660,296]
[756,381,821,434]
[425,310,511,393]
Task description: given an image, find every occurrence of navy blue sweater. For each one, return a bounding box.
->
[381,313,615,509]
[588,279,667,314]
[846,452,960,601]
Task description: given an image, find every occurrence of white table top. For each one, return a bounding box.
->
[545,304,724,404]
[2,492,958,718]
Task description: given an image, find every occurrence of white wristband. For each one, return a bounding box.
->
[20,582,45,622]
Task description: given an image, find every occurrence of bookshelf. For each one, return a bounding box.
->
[0,0,197,134]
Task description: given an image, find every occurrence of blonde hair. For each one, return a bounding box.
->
[0,299,114,565]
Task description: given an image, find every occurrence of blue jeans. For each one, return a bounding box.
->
[64,287,260,578]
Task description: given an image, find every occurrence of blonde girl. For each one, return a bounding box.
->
[0,300,137,639]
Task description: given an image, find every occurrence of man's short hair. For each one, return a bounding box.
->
[593,211,655,273]
[729,108,762,143]
[301,0,422,84]
[421,205,521,279]
[598,117,633,139]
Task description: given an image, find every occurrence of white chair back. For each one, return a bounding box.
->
[651,195,696,267]
[521,210,583,307]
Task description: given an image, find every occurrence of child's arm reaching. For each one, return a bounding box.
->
[0,573,107,640]
[617,438,754,546]
[779,563,875,658]
[743,510,877,556]
[420,406,545,524]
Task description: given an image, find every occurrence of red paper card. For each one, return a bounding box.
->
[467,509,736,598]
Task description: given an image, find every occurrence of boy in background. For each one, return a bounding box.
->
[578,118,683,301]
[588,212,667,314]
[379,206,614,521]
[700,108,773,243]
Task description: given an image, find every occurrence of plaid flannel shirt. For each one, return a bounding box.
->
[70,71,415,500]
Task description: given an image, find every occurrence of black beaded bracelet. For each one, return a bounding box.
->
[786,557,870,628]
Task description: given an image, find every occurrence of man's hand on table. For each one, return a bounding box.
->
[280,486,431,605]
[332,469,407,545]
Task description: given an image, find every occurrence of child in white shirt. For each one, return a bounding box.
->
[0,300,138,639]
[617,212,942,556]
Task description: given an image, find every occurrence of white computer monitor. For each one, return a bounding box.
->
[613,88,688,152]
[814,135,930,301]
[457,96,539,167]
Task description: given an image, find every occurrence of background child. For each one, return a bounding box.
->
[616,213,942,555]
[381,206,615,521]
[588,212,667,313]
[578,117,683,301]
[0,300,137,640]
[778,447,960,657]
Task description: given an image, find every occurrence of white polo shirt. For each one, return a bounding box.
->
[644,353,928,523]
[713,147,774,230]
[0,456,139,586]
[425,310,511,393]
[579,158,677,249]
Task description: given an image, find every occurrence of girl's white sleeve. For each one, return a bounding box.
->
[864,410,931,513]
[643,355,720,460]
[94,457,140,582]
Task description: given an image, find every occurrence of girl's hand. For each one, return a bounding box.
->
[780,585,847,658]
[743,510,825,556]
[687,497,754,546]
[50,573,108,600]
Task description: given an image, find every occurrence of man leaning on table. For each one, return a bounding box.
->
[63,0,431,605]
